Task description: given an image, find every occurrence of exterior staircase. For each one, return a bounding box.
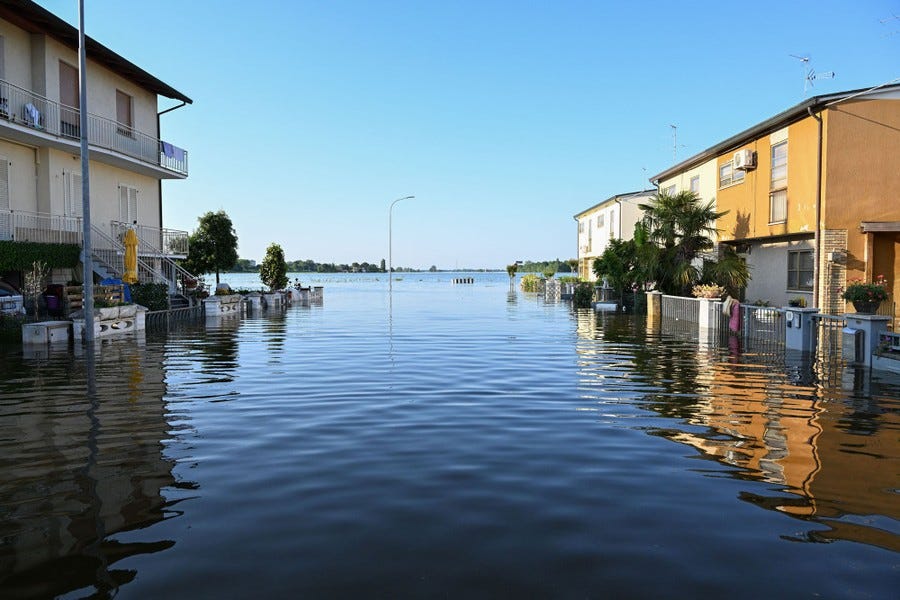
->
[88,224,199,308]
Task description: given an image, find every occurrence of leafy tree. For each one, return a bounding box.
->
[566,258,578,274]
[183,210,238,285]
[593,238,638,300]
[259,243,288,291]
[506,263,518,278]
[700,245,750,298]
[638,191,726,296]
[380,258,386,272]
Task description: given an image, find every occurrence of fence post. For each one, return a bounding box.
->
[646,291,661,333]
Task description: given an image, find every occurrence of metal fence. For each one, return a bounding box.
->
[812,314,846,362]
[661,294,700,324]
[738,305,786,353]
[145,305,203,329]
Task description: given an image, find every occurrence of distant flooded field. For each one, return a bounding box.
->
[1,273,897,598]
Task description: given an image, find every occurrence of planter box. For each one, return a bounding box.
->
[262,293,283,309]
[203,294,243,316]
[244,293,263,312]
[71,305,147,341]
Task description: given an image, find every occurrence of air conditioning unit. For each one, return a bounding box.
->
[734,149,756,171]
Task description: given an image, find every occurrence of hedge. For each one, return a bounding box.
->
[0,241,81,271]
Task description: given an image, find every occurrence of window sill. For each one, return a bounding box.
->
[768,220,787,226]
[718,180,745,190]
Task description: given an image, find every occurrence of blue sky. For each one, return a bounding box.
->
[37,0,899,269]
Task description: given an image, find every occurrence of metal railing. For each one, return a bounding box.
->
[0,78,187,175]
[738,305,785,353]
[110,221,189,257]
[0,209,82,244]
[661,294,700,323]
[812,314,846,362]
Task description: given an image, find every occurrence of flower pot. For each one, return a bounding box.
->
[852,300,880,314]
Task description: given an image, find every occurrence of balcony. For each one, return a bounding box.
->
[0,79,188,177]
[1,210,188,260]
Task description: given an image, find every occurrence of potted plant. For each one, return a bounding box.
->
[691,283,726,299]
[841,275,889,314]
[788,296,807,308]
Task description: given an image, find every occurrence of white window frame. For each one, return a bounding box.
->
[690,175,700,194]
[718,159,745,188]
[118,184,139,224]
[769,189,787,225]
[663,184,676,196]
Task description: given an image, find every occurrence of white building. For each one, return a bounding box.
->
[574,189,655,281]
[0,0,192,293]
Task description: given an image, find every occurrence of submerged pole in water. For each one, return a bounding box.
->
[78,0,94,343]
[388,195,414,295]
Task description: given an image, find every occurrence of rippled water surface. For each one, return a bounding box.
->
[1,273,898,598]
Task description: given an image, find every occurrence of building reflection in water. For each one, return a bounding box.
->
[0,336,197,598]
[574,310,900,553]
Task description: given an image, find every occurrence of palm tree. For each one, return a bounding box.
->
[638,190,727,296]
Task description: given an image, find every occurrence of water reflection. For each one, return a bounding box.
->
[575,310,900,552]
[0,338,196,597]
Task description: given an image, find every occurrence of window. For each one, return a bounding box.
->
[787,250,813,291]
[578,221,583,234]
[118,185,138,224]
[663,184,676,196]
[597,213,605,228]
[769,189,787,224]
[59,61,79,137]
[771,141,787,189]
[116,90,133,136]
[690,175,700,194]
[719,159,745,187]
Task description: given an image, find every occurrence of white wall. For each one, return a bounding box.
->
[743,238,814,306]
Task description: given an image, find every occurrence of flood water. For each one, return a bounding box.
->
[0,273,898,598]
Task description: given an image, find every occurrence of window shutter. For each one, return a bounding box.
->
[0,36,5,81]
[64,171,82,216]
[129,187,138,222]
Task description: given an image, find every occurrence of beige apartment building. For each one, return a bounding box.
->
[0,0,191,291]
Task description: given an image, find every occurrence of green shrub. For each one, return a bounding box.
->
[520,274,541,292]
[573,282,594,308]
[131,283,169,311]
[0,241,80,271]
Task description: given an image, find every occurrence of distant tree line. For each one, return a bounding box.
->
[518,259,578,274]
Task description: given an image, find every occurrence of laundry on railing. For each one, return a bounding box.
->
[23,102,41,128]
[161,141,185,162]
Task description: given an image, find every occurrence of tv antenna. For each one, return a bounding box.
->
[669,124,685,161]
[790,54,834,95]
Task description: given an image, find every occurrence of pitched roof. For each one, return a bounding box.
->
[649,83,900,184]
[0,0,192,104]
[574,189,656,219]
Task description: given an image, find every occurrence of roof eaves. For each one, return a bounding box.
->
[0,0,192,104]
[648,83,900,184]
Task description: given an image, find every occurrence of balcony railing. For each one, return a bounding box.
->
[0,78,187,176]
[0,209,82,244]
[1,211,187,260]
[110,220,189,257]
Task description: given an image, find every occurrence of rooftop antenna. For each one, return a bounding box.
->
[790,54,834,95]
[668,125,687,162]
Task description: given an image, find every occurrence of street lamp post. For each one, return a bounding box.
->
[389,195,414,295]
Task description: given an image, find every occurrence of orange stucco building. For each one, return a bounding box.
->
[651,85,900,324]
